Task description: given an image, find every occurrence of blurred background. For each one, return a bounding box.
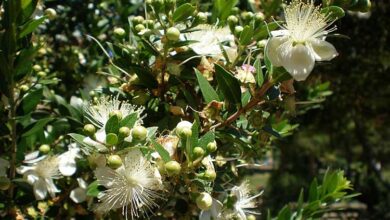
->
[32,0,390,219]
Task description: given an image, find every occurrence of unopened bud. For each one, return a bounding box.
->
[37,71,46,78]
[132,16,144,25]
[176,121,193,138]
[84,124,96,136]
[203,170,216,181]
[206,141,217,153]
[241,11,254,21]
[196,12,207,23]
[255,12,265,22]
[20,84,29,92]
[234,26,244,35]
[39,144,51,154]
[131,126,148,141]
[107,155,122,169]
[196,192,212,210]
[227,15,238,25]
[109,110,123,120]
[164,160,181,175]
[166,27,180,41]
[193,147,205,158]
[135,24,145,33]
[45,8,57,20]
[33,65,42,72]
[247,214,257,220]
[106,133,119,145]
[119,127,131,137]
[114,27,126,37]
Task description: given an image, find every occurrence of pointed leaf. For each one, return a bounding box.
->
[195,68,220,103]
[215,64,241,107]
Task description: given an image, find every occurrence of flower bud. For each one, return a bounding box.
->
[131,126,148,141]
[33,65,42,72]
[164,160,181,175]
[107,155,122,169]
[119,126,131,137]
[234,26,244,35]
[109,110,123,120]
[37,71,46,78]
[19,84,29,92]
[166,27,180,41]
[255,12,265,22]
[132,16,144,25]
[176,121,193,138]
[196,192,212,210]
[0,177,11,190]
[196,12,207,23]
[257,39,267,48]
[83,124,96,137]
[227,15,238,25]
[114,27,126,37]
[135,24,145,33]
[241,11,254,21]
[203,170,216,181]
[247,214,256,220]
[231,7,240,15]
[45,8,57,20]
[106,133,119,145]
[39,144,51,154]
[206,141,217,153]
[193,147,205,158]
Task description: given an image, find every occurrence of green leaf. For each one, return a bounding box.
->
[151,139,171,162]
[119,113,138,128]
[18,16,46,38]
[173,3,196,22]
[22,89,42,113]
[308,178,319,202]
[198,132,215,149]
[22,118,53,137]
[254,58,264,87]
[239,25,254,45]
[18,0,38,23]
[321,6,345,21]
[86,181,101,197]
[190,120,200,148]
[254,22,278,40]
[277,205,292,220]
[215,64,242,107]
[212,0,238,24]
[105,115,119,134]
[195,68,220,103]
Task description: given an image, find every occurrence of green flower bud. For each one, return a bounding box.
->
[37,71,47,78]
[255,12,265,22]
[132,16,144,25]
[228,15,238,25]
[164,160,181,175]
[107,155,122,169]
[114,27,126,37]
[203,170,216,181]
[131,126,148,141]
[19,84,29,92]
[109,110,123,120]
[176,121,193,138]
[39,144,51,154]
[89,90,96,97]
[135,24,145,33]
[84,124,96,136]
[234,26,244,35]
[0,177,11,190]
[166,27,180,41]
[193,147,205,158]
[206,141,217,153]
[196,12,207,23]
[106,133,119,146]
[247,214,257,220]
[231,7,240,15]
[196,192,213,210]
[119,126,131,137]
[257,39,267,48]
[45,8,57,20]
[241,11,254,21]
[143,20,155,28]
[33,65,42,72]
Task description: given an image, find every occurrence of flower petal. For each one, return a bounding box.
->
[33,179,48,200]
[266,36,289,67]
[59,160,76,176]
[70,187,87,203]
[279,43,315,81]
[310,39,338,61]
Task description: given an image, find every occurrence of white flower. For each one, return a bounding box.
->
[185,25,237,61]
[94,149,163,219]
[0,158,10,177]
[70,178,88,203]
[230,182,262,219]
[58,143,82,176]
[85,96,144,128]
[17,156,61,200]
[266,0,338,81]
[199,198,223,220]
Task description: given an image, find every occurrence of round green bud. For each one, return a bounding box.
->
[203,170,216,181]
[241,11,254,21]
[37,71,46,78]
[83,124,96,136]
[227,15,238,25]
[231,7,240,15]
[106,133,119,146]
[109,110,123,120]
[206,141,217,153]
[166,27,180,41]
[89,90,96,97]
[0,177,11,190]
[45,8,57,20]
[196,12,207,23]
[247,214,257,220]
[235,26,244,35]
[176,121,193,138]
[255,12,265,22]
[143,20,154,28]
[257,39,267,48]
[114,27,126,37]
[33,64,42,72]
[193,147,205,158]
[107,155,122,169]
[132,16,144,25]
[131,126,148,141]
[119,126,131,137]
[39,144,51,154]
[20,84,29,92]
[135,24,145,32]
[196,192,213,210]
[164,160,181,176]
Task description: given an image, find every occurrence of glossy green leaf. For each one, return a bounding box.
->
[22,118,53,137]
[239,25,254,45]
[215,64,242,106]
[151,139,171,162]
[119,113,138,128]
[86,181,101,197]
[254,58,264,87]
[105,115,119,134]
[18,16,46,39]
[22,89,42,113]
[173,3,196,22]
[198,132,215,150]
[195,68,220,103]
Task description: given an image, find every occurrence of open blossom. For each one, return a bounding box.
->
[266,0,338,81]
[17,155,61,200]
[70,178,88,203]
[85,96,144,128]
[58,143,82,176]
[184,24,237,61]
[94,149,163,219]
[229,182,262,219]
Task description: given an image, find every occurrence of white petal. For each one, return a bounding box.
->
[33,179,48,200]
[210,199,223,217]
[95,167,118,188]
[77,178,88,189]
[70,187,87,203]
[266,36,289,67]
[59,160,76,176]
[270,30,289,37]
[309,39,338,61]
[279,43,315,81]
[199,210,211,220]
[45,179,60,198]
